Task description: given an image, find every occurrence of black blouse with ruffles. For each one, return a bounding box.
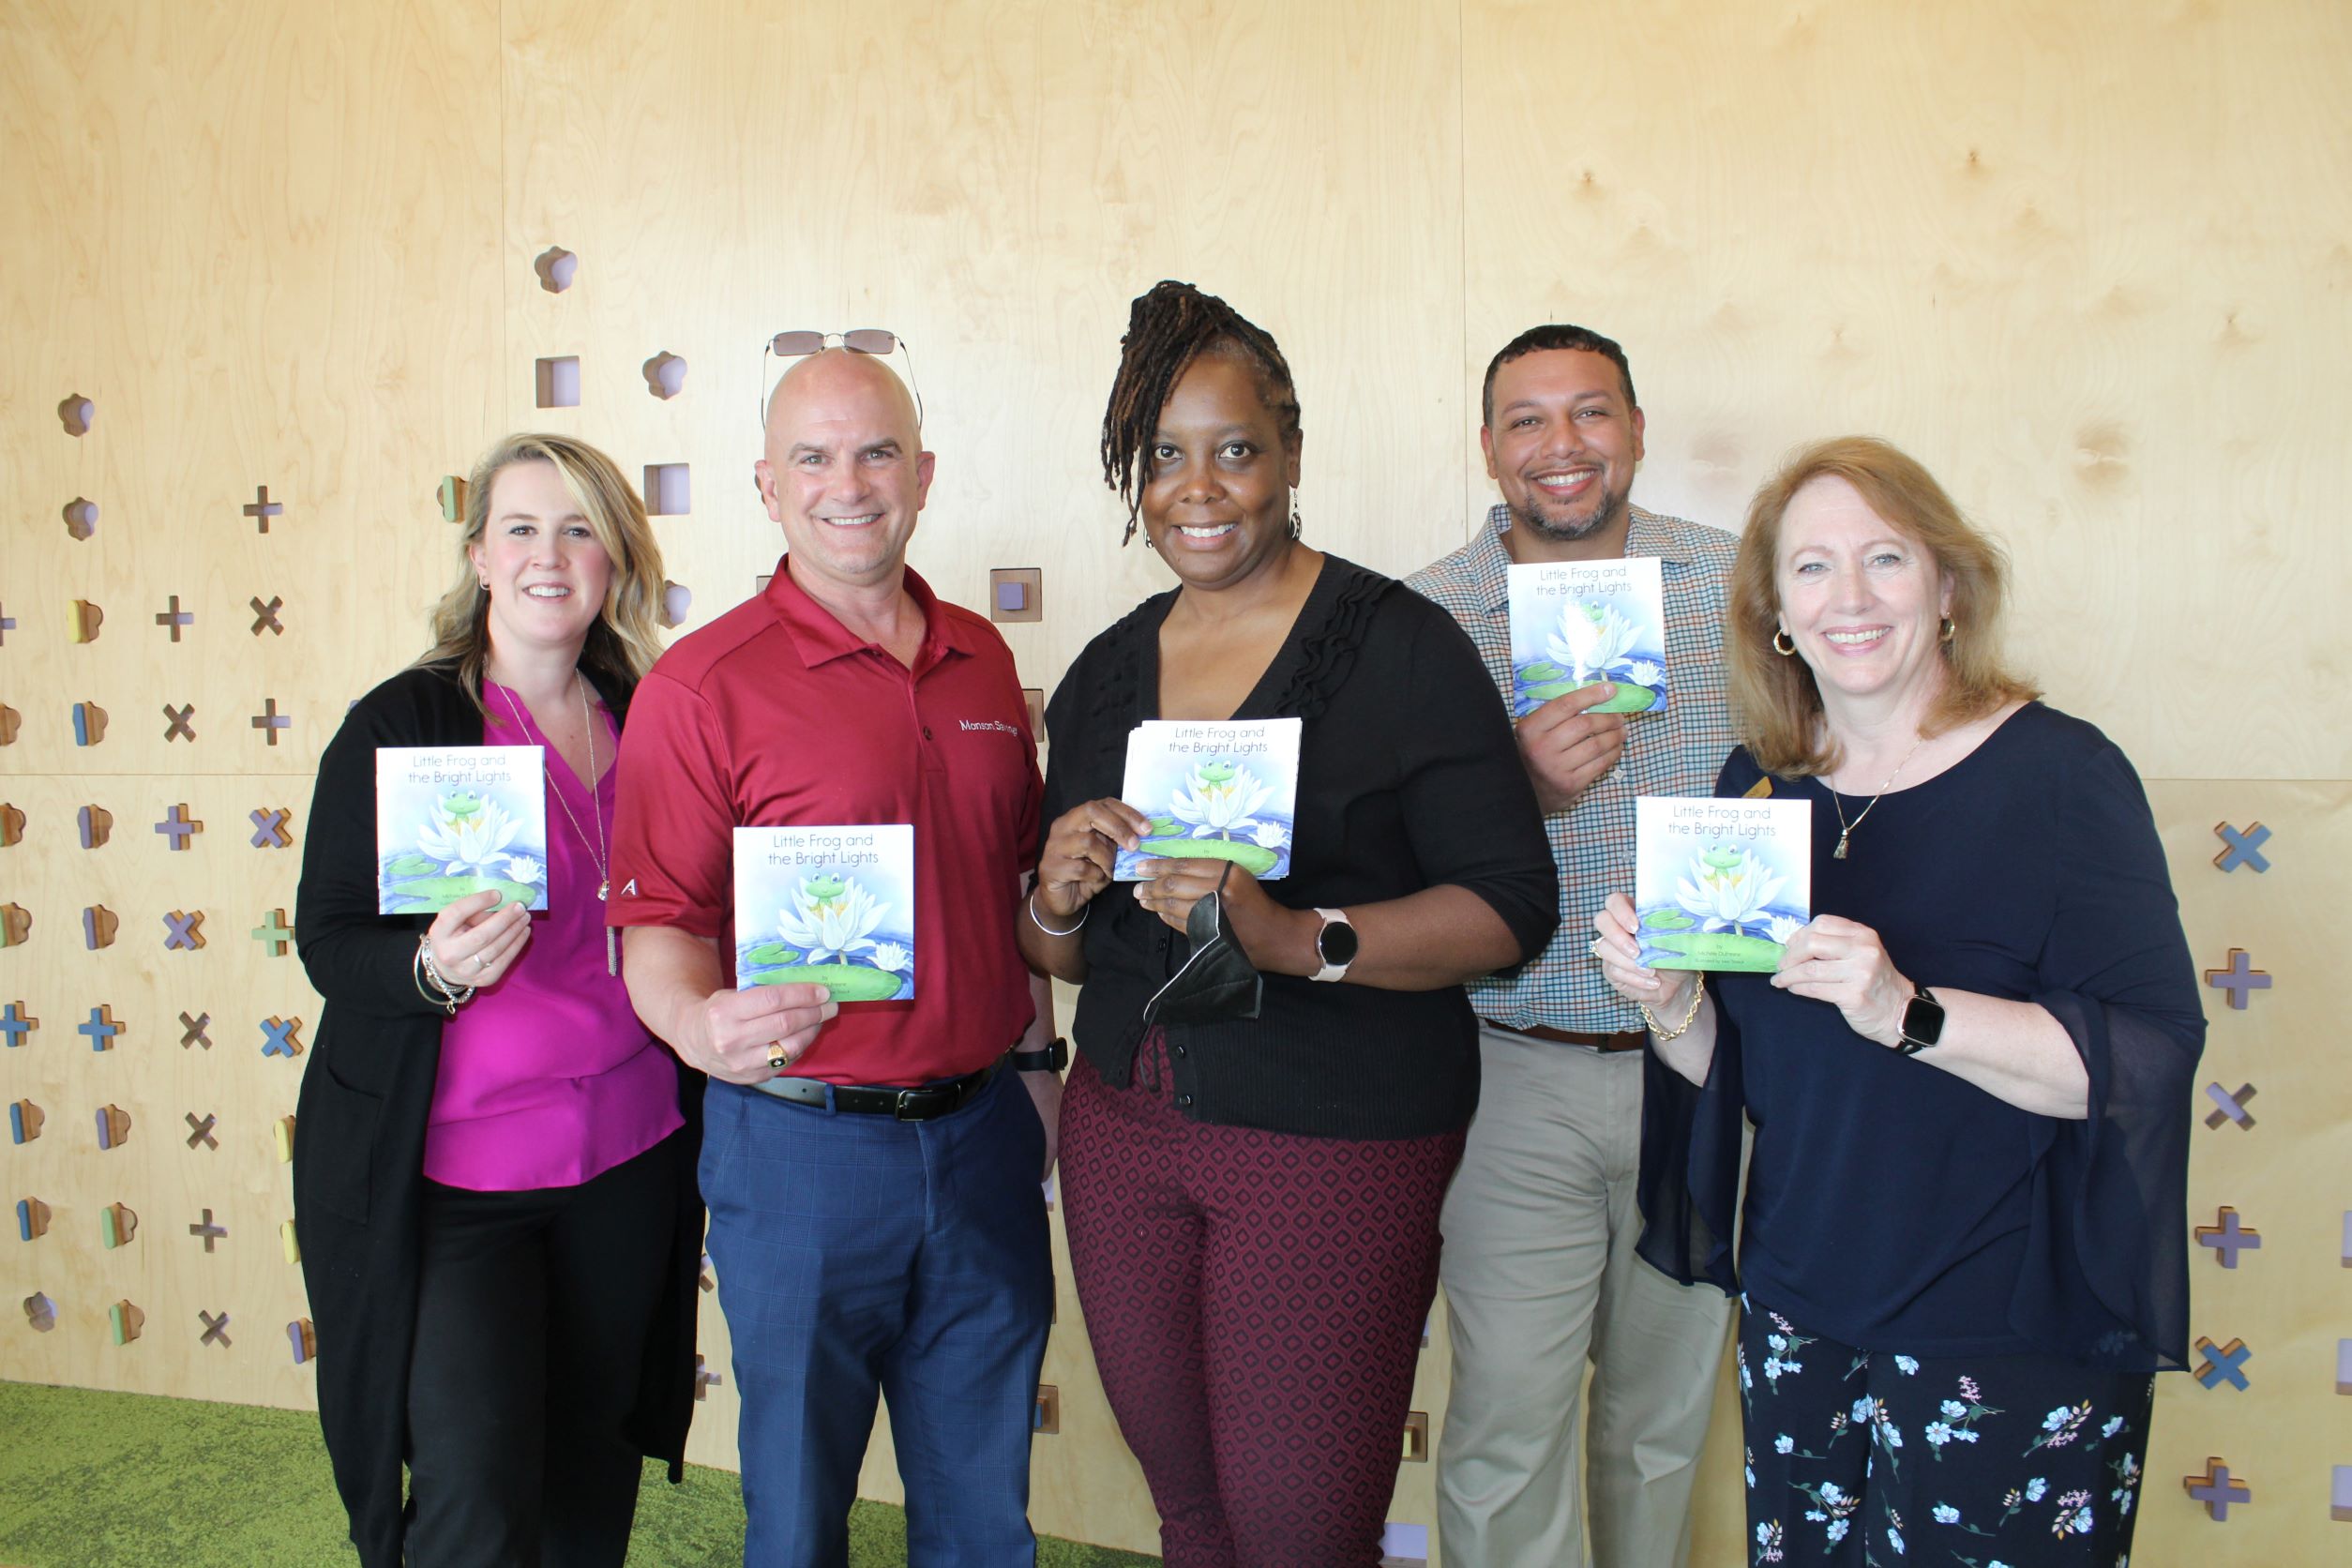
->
[1041,553,1559,1140]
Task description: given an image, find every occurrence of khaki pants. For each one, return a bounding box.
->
[1437,1027,1732,1568]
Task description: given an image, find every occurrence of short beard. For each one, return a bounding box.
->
[1509,490,1625,544]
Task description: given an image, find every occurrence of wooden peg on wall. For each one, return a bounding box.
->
[0,803,22,846]
[93,1104,131,1150]
[8,1100,42,1144]
[99,1202,138,1248]
[16,1197,51,1241]
[1,904,31,947]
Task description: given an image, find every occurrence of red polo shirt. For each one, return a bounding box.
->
[608,562,1042,1087]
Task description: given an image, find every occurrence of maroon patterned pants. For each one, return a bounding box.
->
[1060,1036,1466,1567]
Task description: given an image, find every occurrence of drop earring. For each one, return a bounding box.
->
[1288,494,1303,540]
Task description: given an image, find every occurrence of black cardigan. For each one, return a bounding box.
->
[1041,556,1559,1139]
[291,661,704,1567]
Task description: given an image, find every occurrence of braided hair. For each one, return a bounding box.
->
[1099,279,1303,545]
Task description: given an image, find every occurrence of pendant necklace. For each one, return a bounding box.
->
[502,672,617,972]
[1828,731,1925,860]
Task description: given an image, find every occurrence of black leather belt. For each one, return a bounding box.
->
[1481,1020,1648,1053]
[754,1063,997,1120]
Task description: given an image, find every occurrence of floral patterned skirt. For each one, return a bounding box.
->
[1737,1296,2153,1567]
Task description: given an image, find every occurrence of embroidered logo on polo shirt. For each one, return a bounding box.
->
[957,719,1020,735]
[621,878,638,897]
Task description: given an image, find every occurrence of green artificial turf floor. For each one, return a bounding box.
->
[0,1380,1158,1567]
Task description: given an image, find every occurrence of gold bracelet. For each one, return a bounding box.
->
[1638,972,1707,1042]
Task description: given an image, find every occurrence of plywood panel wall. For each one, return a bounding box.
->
[4,2,2345,1563]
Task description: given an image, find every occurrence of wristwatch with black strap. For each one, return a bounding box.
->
[1893,985,1944,1056]
[1009,1036,1069,1073]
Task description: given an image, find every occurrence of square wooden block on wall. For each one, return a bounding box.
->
[988,567,1042,624]
[535,356,580,409]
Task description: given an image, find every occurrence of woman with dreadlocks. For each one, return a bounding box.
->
[1018,280,1558,1562]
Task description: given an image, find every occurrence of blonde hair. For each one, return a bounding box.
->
[1727,436,2039,776]
[418,432,669,710]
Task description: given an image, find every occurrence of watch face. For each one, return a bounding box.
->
[1903,992,1946,1047]
[1319,918,1360,968]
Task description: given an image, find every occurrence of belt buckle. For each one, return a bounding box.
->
[895,1086,951,1121]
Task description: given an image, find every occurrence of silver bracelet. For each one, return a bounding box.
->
[1027,890,1089,939]
[415,936,475,1014]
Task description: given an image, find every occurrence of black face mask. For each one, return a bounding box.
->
[1140,867,1262,1029]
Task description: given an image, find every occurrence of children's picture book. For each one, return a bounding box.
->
[1506,556,1668,716]
[375,746,550,913]
[1633,795,1812,972]
[731,824,916,1002]
[1114,718,1304,882]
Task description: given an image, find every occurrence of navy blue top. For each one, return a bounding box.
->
[1636,702,2204,1369]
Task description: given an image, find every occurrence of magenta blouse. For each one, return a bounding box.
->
[421,683,683,1190]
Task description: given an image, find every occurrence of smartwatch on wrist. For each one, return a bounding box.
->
[1309,908,1359,983]
[1893,985,1944,1056]
[1009,1036,1070,1073]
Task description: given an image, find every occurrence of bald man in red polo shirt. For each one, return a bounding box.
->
[610,344,1060,1566]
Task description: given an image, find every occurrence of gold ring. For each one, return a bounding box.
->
[767,1053,788,1073]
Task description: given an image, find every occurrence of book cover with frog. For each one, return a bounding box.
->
[375,746,550,913]
[1506,556,1667,716]
[731,824,916,1002]
[1114,717,1303,882]
[1633,795,1811,972]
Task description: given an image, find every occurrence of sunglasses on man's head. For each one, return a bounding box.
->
[759,329,922,429]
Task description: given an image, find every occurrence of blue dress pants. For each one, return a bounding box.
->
[700,1069,1052,1567]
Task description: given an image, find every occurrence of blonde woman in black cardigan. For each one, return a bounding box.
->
[294,433,701,1568]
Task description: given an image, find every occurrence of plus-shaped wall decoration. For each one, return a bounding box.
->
[2195,1206,2262,1268]
[242,485,283,533]
[249,909,294,956]
[154,803,202,850]
[78,1005,123,1051]
[2204,948,2271,1010]
[2182,1456,2251,1521]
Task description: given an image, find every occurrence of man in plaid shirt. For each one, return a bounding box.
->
[1408,325,1737,1568]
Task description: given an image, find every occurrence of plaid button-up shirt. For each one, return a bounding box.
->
[1407,504,1739,1033]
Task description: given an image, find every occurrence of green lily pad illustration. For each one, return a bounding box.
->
[1643,910,1696,931]
[748,961,906,1002]
[1522,679,1579,704]
[1642,929,1784,973]
[384,852,442,877]
[382,875,540,914]
[742,942,805,967]
[1135,837,1281,877]
[1583,681,1661,714]
[1519,661,1565,684]
[1147,815,1184,837]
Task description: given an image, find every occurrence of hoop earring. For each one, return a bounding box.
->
[1938,615,1956,644]
[1772,628,1796,657]
[1288,494,1303,540]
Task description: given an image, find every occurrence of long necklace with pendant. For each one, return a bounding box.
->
[502,672,617,972]
[1828,731,1925,860]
